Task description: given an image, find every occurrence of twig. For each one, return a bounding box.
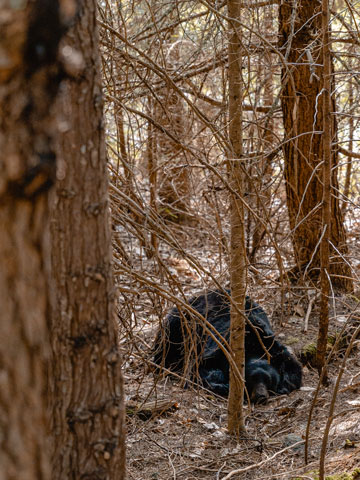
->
[220,440,305,479]
[304,291,318,333]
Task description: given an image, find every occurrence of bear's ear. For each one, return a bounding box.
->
[285,345,295,356]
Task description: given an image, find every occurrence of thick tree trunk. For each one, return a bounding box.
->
[49,2,126,478]
[157,86,191,224]
[249,24,275,263]
[0,2,71,478]
[279,0,353,291]
[227,0,247,437]
[155,25,191,225]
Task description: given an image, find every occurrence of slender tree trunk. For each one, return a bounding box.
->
[0,2,71,478]
[227,0,247,436]
[316,0,331,379]
[339,0,355,219]
[116,102,133,192]
[147,98,159,255]
[279,0,353,292]
[341,77,354,216]
[49,2,126,478]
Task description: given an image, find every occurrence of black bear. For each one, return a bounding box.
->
[153,290,302,403]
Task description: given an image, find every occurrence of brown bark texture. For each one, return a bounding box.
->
[48,1,126,478]
[155,27,191,224]
[316,0,331,378]
[248,24,275,263]
[156,86,191,223]
[279,0,353,291]
[147,98,159,254]
[0,2,71,479]
[227,0,247,436]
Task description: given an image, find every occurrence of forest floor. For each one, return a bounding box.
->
[115,225,360,480]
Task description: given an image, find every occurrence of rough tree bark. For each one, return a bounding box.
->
[316,0,331,379]
[279,0,353,291]
[248,20,276,263]
[147,97,159,254]
[0,1,72,478]
[48,1,126,478]
[227,0,247,436]
[155,23,192,225]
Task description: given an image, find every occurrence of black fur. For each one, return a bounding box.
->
[153,290,302,403]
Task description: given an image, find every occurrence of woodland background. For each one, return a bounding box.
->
[1,0,360,479]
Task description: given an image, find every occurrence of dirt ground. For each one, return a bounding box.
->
[115,226,360,480]
[120,290,360,480]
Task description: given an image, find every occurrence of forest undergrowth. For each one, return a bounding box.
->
[103,3,360,473]
[114,218,360,480]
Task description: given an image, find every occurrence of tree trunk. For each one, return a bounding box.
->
[341,32,354,217]
[279,0,353,292]
[155,23,192,225]
[147,97,159,255]
[316,0,331,379]
[227,0,247,437]
[249,20,276,263]
[48,2,126,478]
[0,1,71,478]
